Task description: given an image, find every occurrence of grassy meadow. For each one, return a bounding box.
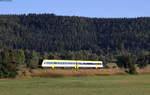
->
[0,74,150,95]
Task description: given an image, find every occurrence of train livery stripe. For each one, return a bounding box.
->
[43,59,102,63]
[52,64,55,69]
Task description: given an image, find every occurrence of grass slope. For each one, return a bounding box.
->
[0,74,150,95]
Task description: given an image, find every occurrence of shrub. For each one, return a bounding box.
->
[116,52,138,74]
[0,48,18,78]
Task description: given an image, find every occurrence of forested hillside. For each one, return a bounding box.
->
[0,14,149,54]
[0,14,150,77]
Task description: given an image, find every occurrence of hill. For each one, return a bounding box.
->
[0,14,149,55]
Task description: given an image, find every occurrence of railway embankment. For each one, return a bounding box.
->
[16,68,150,78]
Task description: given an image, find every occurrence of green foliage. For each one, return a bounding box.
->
[105,63,118,69]
[0,14,149,54]
[59,50,100,60]
[24,50,39,69]
[59,51,73,60]
[116,52,138,74]
[0,48,18,78]
[13,49,25,68]
[40,50,101,61]
[0,14,150,77]
[137,52,150,68]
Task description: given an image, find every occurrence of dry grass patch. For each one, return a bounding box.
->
[29,69,126,78]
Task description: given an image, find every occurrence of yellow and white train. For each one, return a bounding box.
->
[42,59,103,69]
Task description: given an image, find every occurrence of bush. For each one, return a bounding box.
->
[24,50,39,69]
[137,52,150,68]
[116,52,138,74]
[105,63,118,69]
[0,48,18,78]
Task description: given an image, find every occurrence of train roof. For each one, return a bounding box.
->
[43,59,102,63]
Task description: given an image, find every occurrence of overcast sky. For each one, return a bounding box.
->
[0,0,150,18]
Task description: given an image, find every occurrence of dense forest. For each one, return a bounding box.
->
[0,14,149,54]
[0,14,150,77]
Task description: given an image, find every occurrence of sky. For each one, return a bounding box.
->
[0,0,150,18]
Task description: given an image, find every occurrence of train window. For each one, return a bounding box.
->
[80,62,84,64]
[68,62,71,64]
[63,62,75,64]
[69,62,74,64]
[78,63,94,65]
[45,62,51,64]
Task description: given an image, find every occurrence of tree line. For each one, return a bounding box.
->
[0,48,149,78]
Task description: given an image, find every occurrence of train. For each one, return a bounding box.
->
[42,59,103,69]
